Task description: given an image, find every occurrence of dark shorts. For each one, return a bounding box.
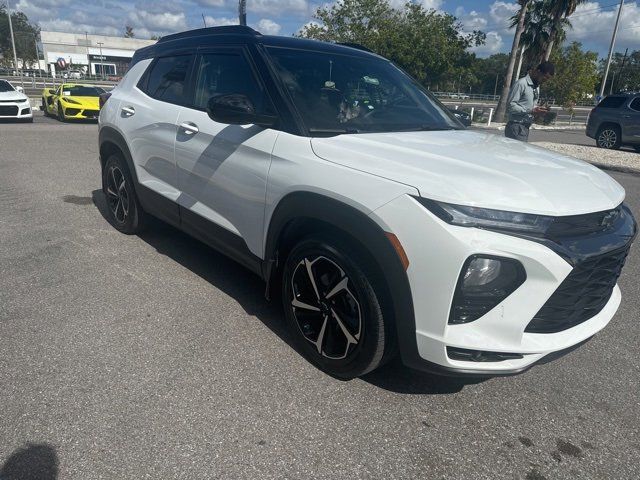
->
[505,121,530,142]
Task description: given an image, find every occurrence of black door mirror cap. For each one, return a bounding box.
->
[206,94,277,127]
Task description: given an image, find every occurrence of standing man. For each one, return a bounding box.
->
[505,61,555,142]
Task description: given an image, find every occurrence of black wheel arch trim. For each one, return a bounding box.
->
[99,126,139,184]
[264,191,422,369]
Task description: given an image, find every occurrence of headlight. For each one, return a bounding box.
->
[20,97,29,103]
[415,198,554,235]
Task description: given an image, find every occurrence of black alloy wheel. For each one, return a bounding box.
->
[282,235,389,379]
[101,154,146,234]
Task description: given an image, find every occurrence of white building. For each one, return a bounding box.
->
[40,31,156,77]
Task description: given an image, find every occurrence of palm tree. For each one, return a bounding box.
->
[494,0,532,123]
[511,1,571,67]
[542,0,586,60]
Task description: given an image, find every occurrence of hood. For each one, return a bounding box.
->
[65,96,100,108]
[311,130,625,216]
[0,90,28,102]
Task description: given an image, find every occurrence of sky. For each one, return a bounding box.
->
[9,0,640,59]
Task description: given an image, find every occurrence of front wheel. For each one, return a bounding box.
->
[282,235,389,379]
[57,102,65,122]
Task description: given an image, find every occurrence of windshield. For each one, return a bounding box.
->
[62,86,105,96]
[0,80,15,93]
[266,47,460,135]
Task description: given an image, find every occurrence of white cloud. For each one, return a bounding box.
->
[249,0,310,15]
[457,1,518,57]
[38,19,121,36]
[203,16,239,27]
[128,11,188,31]
[566,1,640,49]
[255,18,282,35]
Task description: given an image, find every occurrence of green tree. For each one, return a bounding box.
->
[545,42,599,108]
[471,53,510,95]
[297,0,485,88]
[124,25,135,38]
[0,3,40,68]
[600,50,640,94]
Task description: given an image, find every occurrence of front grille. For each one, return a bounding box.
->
[525,245,631,333]
[83,109,99,118]
[0,105,19,116]
[547,207,621,238]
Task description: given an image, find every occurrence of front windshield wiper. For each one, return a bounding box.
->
[309,127,361,136]
[405,125,459,132]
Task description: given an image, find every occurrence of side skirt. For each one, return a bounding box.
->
[136,183,264,278]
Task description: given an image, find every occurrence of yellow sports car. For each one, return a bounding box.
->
[42,83,105,121]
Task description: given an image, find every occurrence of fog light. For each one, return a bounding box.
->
[449,255,526,324]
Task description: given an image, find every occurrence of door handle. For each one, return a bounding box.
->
[179,122,199,135]
[121,106,135,117]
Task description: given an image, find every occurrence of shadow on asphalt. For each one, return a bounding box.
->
[92,189,484,395]
[0,443,58,480]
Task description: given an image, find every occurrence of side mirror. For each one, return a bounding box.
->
[206,94,277,127]
[15,86,24,93]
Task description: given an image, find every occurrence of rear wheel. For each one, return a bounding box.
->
[41,97,48,116]
[596,125,621,149]
[102,153,146,234]
[282,234,389,379]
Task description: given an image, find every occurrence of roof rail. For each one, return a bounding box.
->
[158,26,261,44]
[337,42,374,53]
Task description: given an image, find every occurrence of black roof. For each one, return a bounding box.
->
[131,26,382,67]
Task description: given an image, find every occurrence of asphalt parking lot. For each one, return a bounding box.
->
[1,115,639,479]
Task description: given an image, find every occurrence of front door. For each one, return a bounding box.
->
[175,47,279,259]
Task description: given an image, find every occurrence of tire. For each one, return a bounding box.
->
[41,98,48,116]
[282,234,389,379]
[57,102,65,122]
[596,125,621,149]
[101,153,146,234]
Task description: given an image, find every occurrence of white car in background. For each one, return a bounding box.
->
[0,79,33,122]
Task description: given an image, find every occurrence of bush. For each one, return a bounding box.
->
[533,110,557,125]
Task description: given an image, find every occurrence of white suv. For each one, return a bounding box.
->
[98,27,636,379]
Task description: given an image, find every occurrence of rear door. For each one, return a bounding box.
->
[117,53,194,222]
[624,97,640,144]
[174,46,279,259]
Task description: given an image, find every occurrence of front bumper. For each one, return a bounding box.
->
[62,106,100,119]
[370,195,635,376]
[0,100,33,119]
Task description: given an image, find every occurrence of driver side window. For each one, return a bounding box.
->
[192,52,273,114]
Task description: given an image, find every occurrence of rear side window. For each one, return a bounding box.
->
[598,96,626,108]
[192,52,274,114]
[630,98,640,112]
[144,55,192,105]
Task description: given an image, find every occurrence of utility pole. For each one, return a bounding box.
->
[202,14,207,28]
[6,3,24,89]
[239,0,246,26]
[599,0,624,99]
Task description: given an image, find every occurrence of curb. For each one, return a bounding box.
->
[589,161,640,175]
